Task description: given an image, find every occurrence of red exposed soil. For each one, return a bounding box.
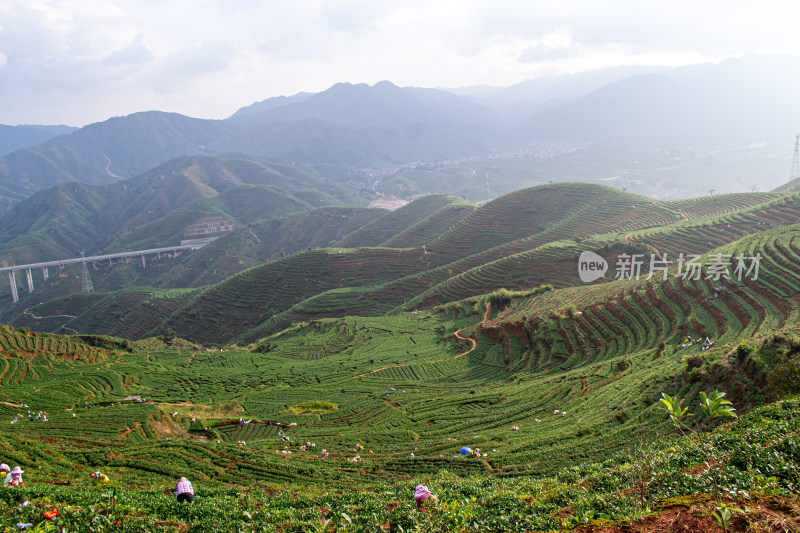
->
[573,496,800,533]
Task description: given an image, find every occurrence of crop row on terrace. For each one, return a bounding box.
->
[0,326,112,365]
[414,193,800,315]
[335,194,465,247]
[0,313,789,505]
[380,202,476,248]
[381,192,792,316]
[426,184,656,259]
[621,193,800,259]
[665,192,782,219]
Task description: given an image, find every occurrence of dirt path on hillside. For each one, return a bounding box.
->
[119,421,141,439]
[618,200,690,263]
[652,200,689,221]
[624,232,666,262]
[443,302,493,360]
[452,327,478,359]
[21,309,78,335]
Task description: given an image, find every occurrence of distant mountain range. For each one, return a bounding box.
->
[0,56,800,206]
[1,54,798,213]
[0,124,77,157]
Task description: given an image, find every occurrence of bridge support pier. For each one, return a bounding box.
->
[142,255,146,268]
[25,268,34,293]
[8,271,18,303]
[42,266,48,280]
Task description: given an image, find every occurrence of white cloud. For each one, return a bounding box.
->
[102,33,153,66]
[1,0,800,125]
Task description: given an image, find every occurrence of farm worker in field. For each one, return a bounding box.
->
[175,477,194,503]
[414,485,437,510]
[91,471,110,485]
[4,467,24,487]
[458,447,472,455]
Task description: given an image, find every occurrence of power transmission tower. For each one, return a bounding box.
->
[485,172,491,201]
[79,250,94,293]
[791,134,800,182]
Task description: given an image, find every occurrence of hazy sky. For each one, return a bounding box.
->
[2,0,799,126]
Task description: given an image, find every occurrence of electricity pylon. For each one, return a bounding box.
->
[79,250,94,293]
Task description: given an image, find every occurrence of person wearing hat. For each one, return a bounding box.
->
[4,466,24,487]
[0,464,9,476]
[414,484,437,510]
[91,471,111,485]
[175,477,194,503]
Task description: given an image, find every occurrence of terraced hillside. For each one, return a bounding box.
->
[472,224,800,391]
[13,184,800,346]
[161,247,443,344]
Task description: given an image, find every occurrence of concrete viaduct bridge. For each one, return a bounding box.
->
[0,242,209,303]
